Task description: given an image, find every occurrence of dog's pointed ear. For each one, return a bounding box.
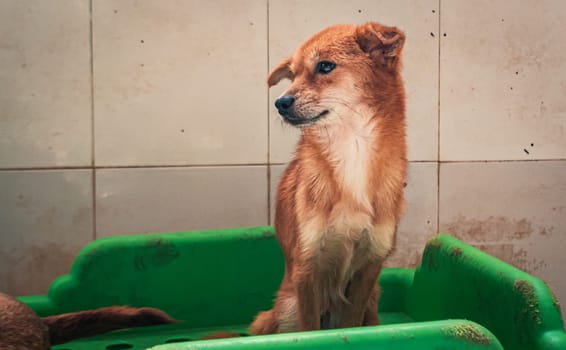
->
[268,57,293,87]
[355,23,405,69]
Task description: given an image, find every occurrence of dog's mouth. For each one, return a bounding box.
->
[282,110,330,126]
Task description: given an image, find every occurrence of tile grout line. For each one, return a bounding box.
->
[2,158,566,172]
[266,0,271,226]
[436,0,442,235]
[89,0,97,241]
[1,159,566,172]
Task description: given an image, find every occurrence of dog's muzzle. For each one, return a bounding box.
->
[274,95,329,126]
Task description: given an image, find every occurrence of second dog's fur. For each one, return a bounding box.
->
[250,22,407,334]
[0,292,175,349]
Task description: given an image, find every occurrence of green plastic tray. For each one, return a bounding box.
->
[18,227,565,349]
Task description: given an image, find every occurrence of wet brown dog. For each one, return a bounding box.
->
[0,292,174,349]
[250,22,407,334]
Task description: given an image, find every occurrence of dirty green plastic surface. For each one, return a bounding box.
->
[18,227,565,349]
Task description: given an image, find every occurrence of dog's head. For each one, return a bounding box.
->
[269,22,405,127]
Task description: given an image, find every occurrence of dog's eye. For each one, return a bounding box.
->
[316,61,336,74]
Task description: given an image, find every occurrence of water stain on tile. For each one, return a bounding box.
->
[15,193,32,209]
[511,248,547,272]
[442,215,549,243]
[473,244,547,274]
[0,243,79,295]
[385,248,422,268]
[35,206,60,230]
[72,206,92,227]
[474,244,514,263]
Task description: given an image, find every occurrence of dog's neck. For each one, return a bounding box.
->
[310,112,377,212]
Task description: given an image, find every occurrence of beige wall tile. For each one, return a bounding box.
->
[93,0,268,166]
[439,161,566,316]
[440,0,566,161]
[270,162,438,268]
[0,170,93,295]
[0,0,91,168]
[269,0,439,162]
[96,166,268,236]
[387,162,438,268]
[268,164,285,224]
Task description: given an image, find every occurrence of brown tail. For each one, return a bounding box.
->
[42,306,175,345]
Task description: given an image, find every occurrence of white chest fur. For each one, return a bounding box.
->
[302,115,394,279]
[318,115,376,212]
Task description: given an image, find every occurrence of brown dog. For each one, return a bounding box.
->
[0,292,175,349]
[250,22,407,334]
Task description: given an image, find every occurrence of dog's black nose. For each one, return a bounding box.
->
[275,95,295,113]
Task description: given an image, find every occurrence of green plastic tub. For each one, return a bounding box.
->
[18,227,565,349]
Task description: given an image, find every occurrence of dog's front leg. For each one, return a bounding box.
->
[340,262,382,328]
[362,283,381,326]
[295,268,321,331]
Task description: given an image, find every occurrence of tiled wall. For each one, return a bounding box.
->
[0,0,564,316]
